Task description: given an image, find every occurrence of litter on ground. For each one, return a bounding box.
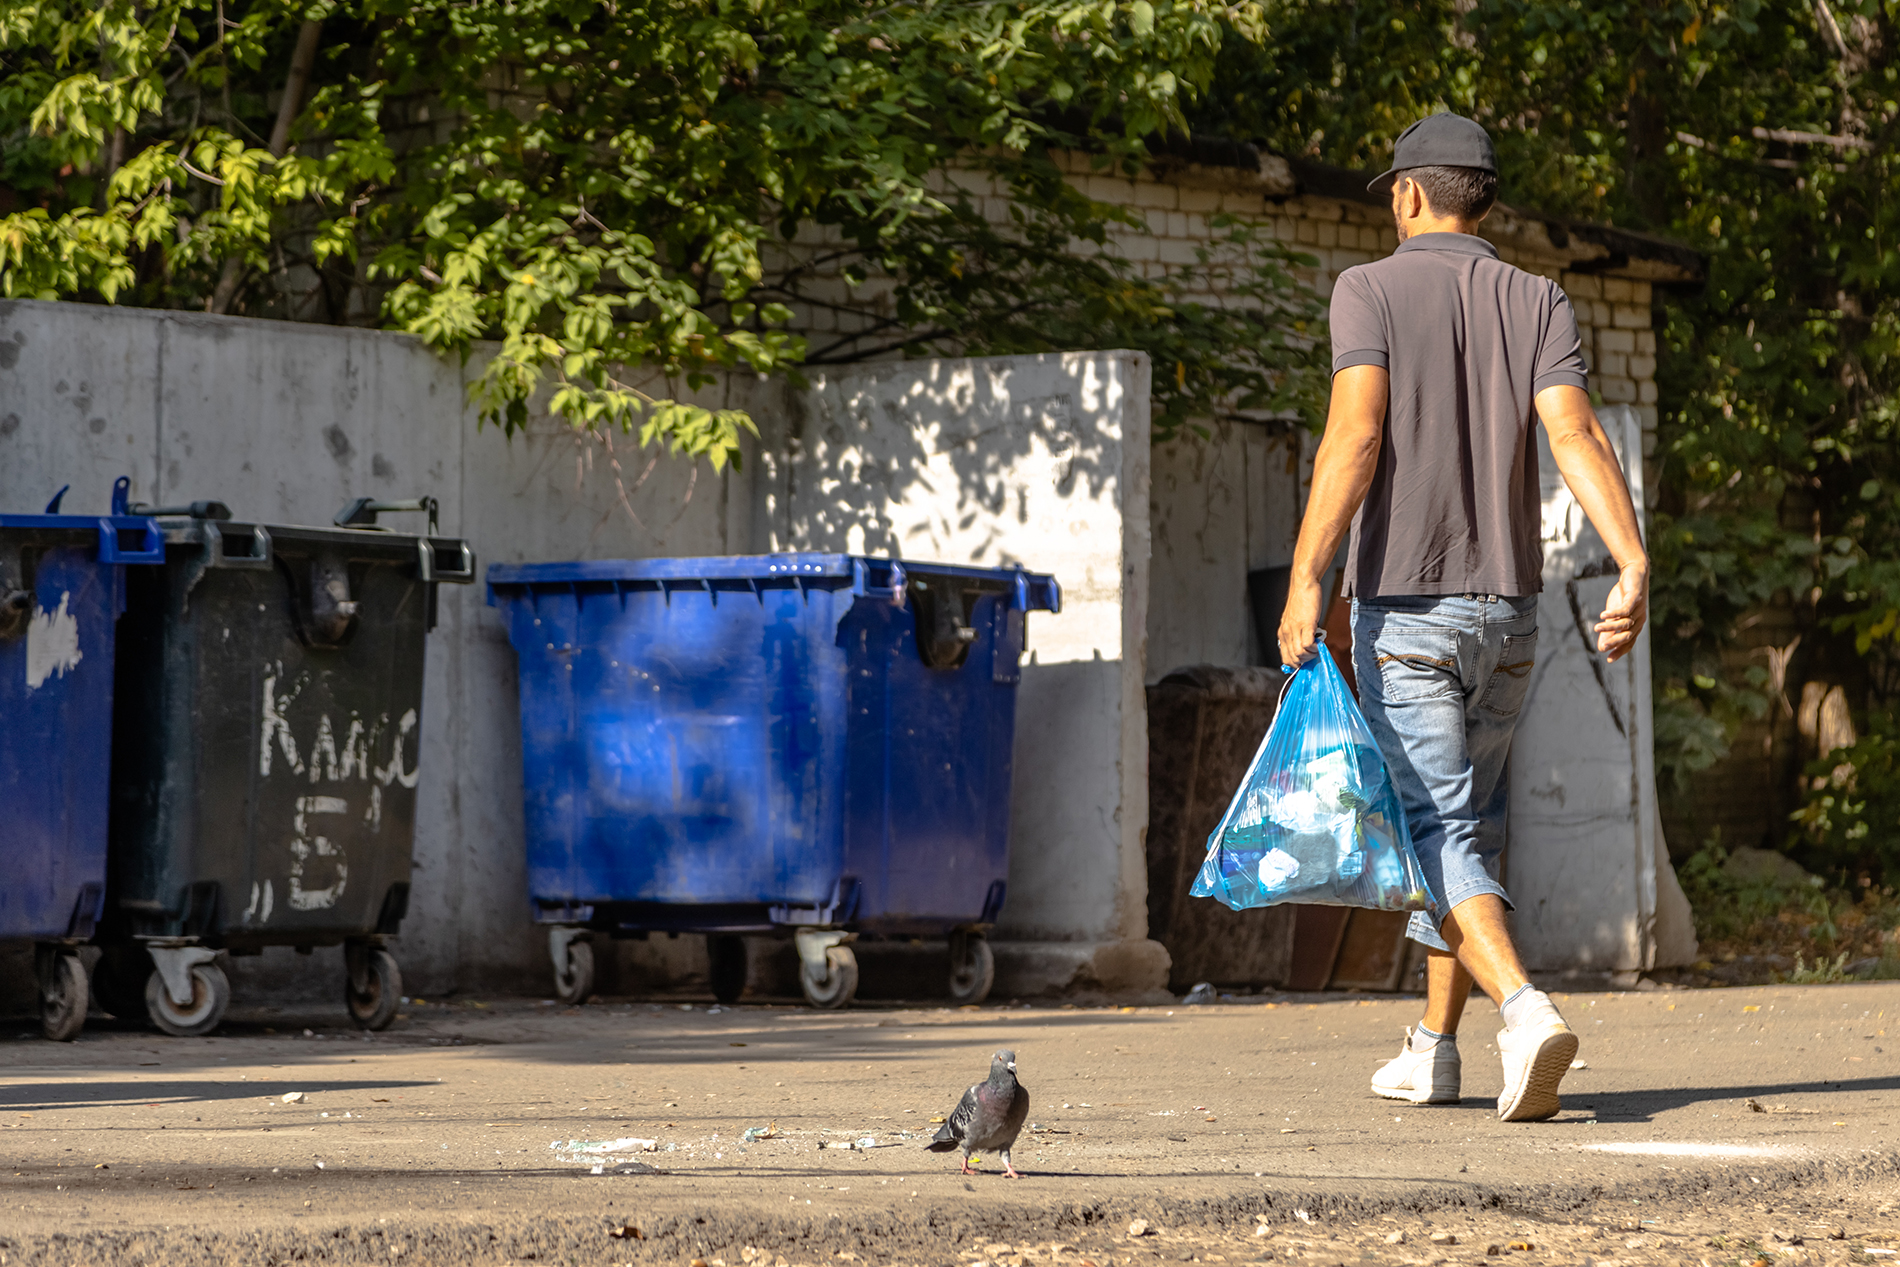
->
[552,1137,659,1163]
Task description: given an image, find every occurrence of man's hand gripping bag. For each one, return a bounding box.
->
[1191,643,1439,914]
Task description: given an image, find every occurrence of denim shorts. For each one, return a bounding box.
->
[1349,593,1540,951]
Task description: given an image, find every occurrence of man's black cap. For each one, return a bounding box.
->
[1367,114,1498,194]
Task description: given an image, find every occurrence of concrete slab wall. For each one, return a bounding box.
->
[0,300,1165,1009]
[1508,404,1696,972]
[1146,422,1304,679]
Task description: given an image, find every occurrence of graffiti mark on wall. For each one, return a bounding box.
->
[1563,557,1627,738]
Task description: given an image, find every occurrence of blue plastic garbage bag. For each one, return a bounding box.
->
[1190,641,1438,914]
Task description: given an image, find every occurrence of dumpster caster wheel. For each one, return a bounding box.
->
[800,946,858,1009]
[553,936,595,1005]
[947,933,995,1006]
[145,962,230,1038]
[345,948,403,1031]
[707,935,747,1005]
[39,952,89,1042]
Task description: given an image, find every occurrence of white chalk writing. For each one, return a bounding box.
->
[289,795,350,911]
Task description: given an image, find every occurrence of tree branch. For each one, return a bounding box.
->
[211,18,323,315]
[1810,0,1850,62]
[1753,125,1871,150]
[267,20,324,157]
[178,157,226,185]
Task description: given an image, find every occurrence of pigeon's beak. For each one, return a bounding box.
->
[1007,1061,1016,1072]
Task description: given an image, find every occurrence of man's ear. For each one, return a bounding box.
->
[1397,176,1423,220]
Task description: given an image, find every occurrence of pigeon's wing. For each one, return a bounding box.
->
[924,1084,980,1151]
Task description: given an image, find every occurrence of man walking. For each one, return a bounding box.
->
[1277,114,1650,1122]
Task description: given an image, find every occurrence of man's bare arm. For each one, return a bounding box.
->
[1279,365,1388,666]
[1535,384,1650,663]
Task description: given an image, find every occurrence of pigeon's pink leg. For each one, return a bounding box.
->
[959,1157,977,1175]
[1001,1152,1020,1179]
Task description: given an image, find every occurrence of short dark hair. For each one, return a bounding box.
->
[1395,165,1498,220]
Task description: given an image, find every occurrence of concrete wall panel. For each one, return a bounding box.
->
[0,303,162,511]
[1508,404,1693,972]
[1146,422,1303,680]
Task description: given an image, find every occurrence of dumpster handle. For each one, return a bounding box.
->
[1015,571,1061,614]
[336,496,440,534]
[98,477,166,563]
[851,558,908,607]
[416,537,477,584]
[96,517,165,564]
[208,523,274,570]
[431,539,476,584]
[994,565,1061,614]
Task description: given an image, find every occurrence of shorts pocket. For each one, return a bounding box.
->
[1369,632,1461,704]
[1479,630,1539,717]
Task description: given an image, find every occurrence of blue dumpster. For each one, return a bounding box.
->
[486,553,1060,1008]
[0,478,163,1039]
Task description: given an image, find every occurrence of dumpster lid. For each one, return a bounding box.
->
[486,553,1061,612]
[488,553,858,586]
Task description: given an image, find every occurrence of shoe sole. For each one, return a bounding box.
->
[1372,1082,1461,1105]
[1497,1029,1578,1122]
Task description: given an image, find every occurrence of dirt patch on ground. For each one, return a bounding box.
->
[4,1163,1899,1267]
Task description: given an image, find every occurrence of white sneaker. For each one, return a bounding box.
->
[1496,1005,1578,1122]
[1370,1028,1461,1104]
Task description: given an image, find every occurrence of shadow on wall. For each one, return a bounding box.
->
[469,361,779,567]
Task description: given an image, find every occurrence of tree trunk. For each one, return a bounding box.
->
[208,19,324,316]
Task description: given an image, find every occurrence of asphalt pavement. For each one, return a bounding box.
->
[4,983,1900,1265]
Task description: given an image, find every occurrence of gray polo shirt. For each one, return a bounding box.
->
[1329,232,1588,598]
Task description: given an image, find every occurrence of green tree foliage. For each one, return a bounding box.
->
[1191,0,1900,817]
[1791,720,1900,878]
[0,0,1322,466]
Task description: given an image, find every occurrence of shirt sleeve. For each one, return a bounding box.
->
[1533,287,1590,393]
[1329,268,1388,374]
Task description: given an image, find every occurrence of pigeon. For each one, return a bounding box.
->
[925,1049,1029,1178]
